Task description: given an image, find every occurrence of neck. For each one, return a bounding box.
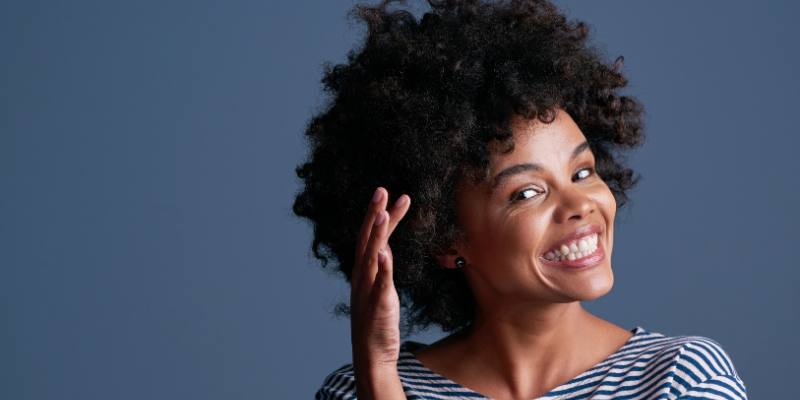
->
[460,301,603,399]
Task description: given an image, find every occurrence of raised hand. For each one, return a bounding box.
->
[350,187,411,399]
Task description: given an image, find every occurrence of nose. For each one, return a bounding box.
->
[552,185,595,224]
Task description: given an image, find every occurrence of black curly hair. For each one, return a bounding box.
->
[292,0,645,338]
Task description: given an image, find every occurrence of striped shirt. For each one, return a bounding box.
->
[315,326,748,399]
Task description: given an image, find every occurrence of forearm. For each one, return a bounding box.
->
[354,364,407,400]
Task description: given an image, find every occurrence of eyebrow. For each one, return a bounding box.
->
[490,141,591,191]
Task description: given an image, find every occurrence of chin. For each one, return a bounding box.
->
[576,265,615,301]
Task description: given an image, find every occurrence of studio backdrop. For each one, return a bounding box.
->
[2,0,796,398]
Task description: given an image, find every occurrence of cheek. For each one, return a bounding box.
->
[601,185,617,218]
[590,180,617,217]
[497,210,548,255]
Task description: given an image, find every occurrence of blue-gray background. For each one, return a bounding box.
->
[2,0,796,398]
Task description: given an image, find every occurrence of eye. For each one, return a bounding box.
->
[510,167,596,204]
[510,187,543,203]
[574,167,595,181]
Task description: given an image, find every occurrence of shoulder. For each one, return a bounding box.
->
[622,327,748,399]
[314,363,357,400]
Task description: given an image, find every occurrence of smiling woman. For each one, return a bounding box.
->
[447,111,620,307]
[292,0,748,399]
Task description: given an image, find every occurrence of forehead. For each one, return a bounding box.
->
[491,110,587,165]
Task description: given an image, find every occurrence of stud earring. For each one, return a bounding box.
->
[455,256,466,269]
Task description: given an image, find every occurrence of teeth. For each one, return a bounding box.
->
[543,233,599,262]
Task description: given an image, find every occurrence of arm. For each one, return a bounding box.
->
[354,364,406,400]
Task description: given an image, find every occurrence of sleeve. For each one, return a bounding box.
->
[672,337,748,399]
[675,374,747,399]
[314,368,358,400]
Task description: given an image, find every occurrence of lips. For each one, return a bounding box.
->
[541,223,603,257]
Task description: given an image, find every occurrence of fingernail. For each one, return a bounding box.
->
[372,188,382,203]
[374,210,387,226]
[378,249,387,263]
[395,195,408,207]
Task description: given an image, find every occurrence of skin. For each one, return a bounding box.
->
[418,108,633,399]
[350,186,410,399]
[350,108,632,400]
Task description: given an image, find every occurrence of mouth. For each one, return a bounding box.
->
[538,224,605,268]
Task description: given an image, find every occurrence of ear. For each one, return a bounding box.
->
[434,245,465,270]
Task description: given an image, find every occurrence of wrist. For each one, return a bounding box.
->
[352,350,399,372]
[353,358,398,381]
[353,363,405,399]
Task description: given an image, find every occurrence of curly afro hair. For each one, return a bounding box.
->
[292,0,645,337]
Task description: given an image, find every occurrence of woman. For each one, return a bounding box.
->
[293,0,748,398]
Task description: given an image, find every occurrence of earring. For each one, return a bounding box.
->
[455,256,466,269]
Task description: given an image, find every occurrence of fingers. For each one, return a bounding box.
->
[374,245,394,292]
[354,188,389,282]
[353,187,411,291]
[355,190,410,262]
[386,195,411,235]
[369,245,395,307]
[359,209,389,289]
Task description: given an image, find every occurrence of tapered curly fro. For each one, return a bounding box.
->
[292,0,645,338]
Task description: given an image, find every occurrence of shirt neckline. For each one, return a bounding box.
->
[399,325,647,399]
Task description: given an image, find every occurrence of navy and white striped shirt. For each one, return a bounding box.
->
[315,326,748,399]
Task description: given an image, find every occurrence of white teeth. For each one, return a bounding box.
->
[543,233,599,262]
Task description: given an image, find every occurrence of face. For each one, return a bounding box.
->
[440,109,617,308]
